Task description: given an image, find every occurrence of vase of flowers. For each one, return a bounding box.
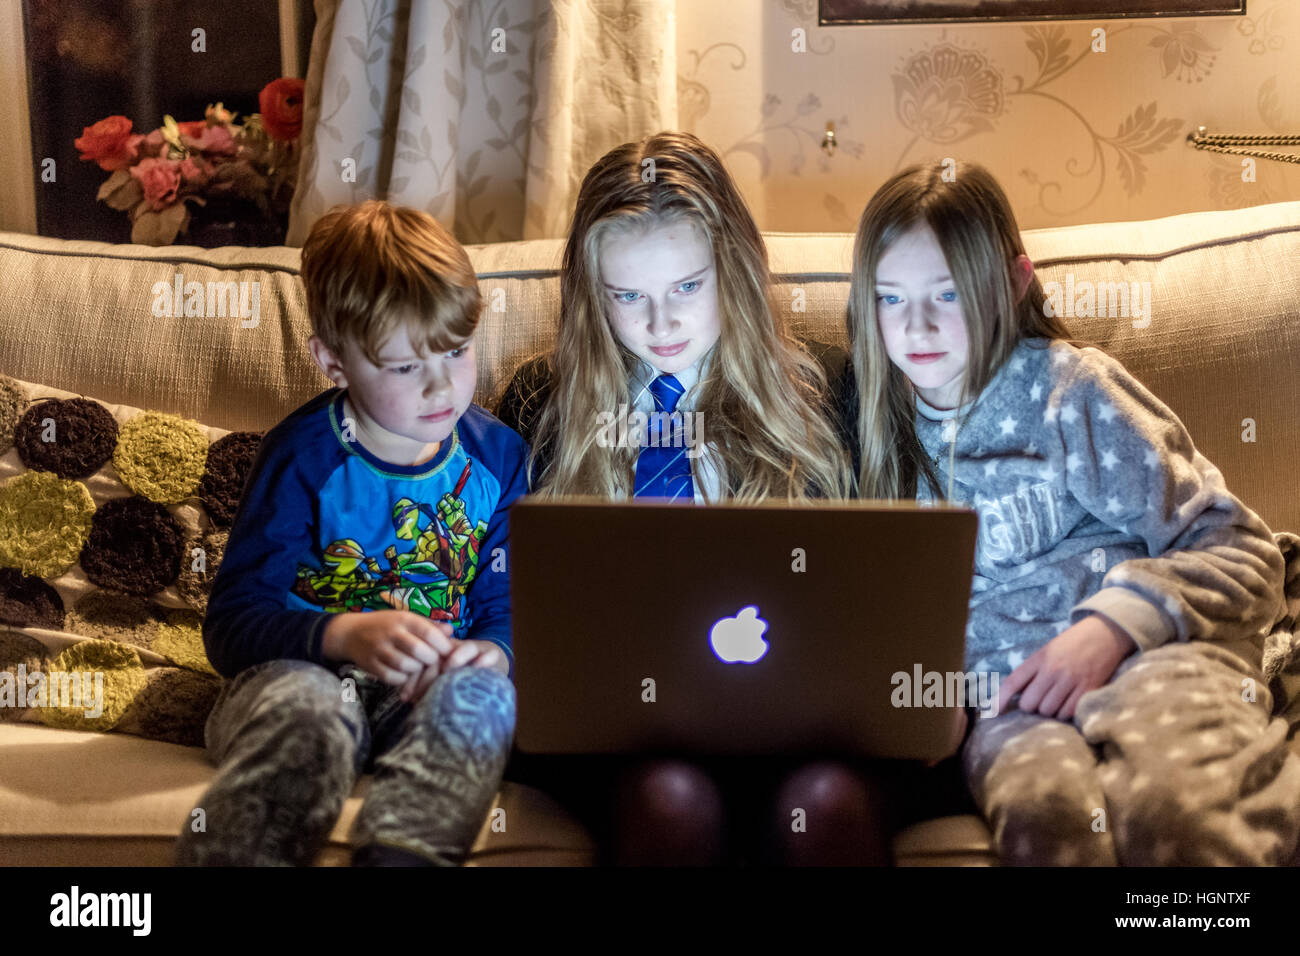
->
[74,78,305,247]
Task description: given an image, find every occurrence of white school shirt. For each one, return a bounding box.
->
[625,347,725,504]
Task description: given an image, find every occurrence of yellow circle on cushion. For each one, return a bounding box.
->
[39,639,147,731]
[113,412,209,503]
[0,471,96,578]
[153,608,218,676]
[0,375,25,457]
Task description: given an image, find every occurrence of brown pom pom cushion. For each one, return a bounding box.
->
[0,374,261,747]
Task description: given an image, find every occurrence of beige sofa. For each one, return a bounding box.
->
[2,198,1298,866]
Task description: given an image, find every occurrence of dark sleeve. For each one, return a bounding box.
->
[202,435,333,678]
[834,354,860,479]
[494,355,552,445]
[459,426,532,678]
[801,338,859,478]
[494,355,553,487]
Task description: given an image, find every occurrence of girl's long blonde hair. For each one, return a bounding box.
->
[530,131,853,501]
[846,160,1088,500]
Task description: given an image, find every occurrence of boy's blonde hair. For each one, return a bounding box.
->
[846,160,1090,500]
[530,130,853,502]
[300,200,481,364]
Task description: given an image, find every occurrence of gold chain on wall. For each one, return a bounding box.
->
[1187,126,1300,165]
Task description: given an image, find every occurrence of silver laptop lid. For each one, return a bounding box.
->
[511,497,978,759]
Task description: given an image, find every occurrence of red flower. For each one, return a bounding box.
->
[130,157,182,210]
[259,77,305,142]
[75,115,138,171]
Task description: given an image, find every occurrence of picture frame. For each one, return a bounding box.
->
[818,0,1246,26]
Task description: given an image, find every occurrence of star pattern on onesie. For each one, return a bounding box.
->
[921,338,1206,679]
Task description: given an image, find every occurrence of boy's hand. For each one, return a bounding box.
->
[998,615,1136,721]
[321,610,455,685]
[398,638,509,703]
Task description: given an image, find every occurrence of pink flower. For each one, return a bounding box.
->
[181,122,236,156]
[130,157,182,210]
[178,156,211,187]
[135,129,167,159]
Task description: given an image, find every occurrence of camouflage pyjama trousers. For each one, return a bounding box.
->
[174,658,516,866]
[962,641,1300,865]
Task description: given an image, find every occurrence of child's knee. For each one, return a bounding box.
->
[990,785,1113,865]
[1111,741,1300,865]
[964,710,1080,787]
[229,658,346,707]
[609,760,725,865]
[615,760,723,823]
[1101,642,1264,708]
[212,659,360,749]
[770,762,892,865]
[775,761,884,820]
[977,725,1106,849]
[414,666,516,736]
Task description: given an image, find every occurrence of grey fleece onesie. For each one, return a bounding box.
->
[912,336,1284,680]
[911,336,1300,866]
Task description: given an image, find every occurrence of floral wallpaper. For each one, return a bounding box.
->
[288,0,1297,244]
[678,0,1299,231]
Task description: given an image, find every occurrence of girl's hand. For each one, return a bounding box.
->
[998,615,1136,721]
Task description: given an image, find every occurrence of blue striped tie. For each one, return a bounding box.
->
[633,373,695,502]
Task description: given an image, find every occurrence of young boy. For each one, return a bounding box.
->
[176,200,528,867]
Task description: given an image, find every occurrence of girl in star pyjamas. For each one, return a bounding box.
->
[840,159,1300,865]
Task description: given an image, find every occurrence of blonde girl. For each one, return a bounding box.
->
[498,131,896,865]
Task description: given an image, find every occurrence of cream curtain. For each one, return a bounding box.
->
[287,0,678,246]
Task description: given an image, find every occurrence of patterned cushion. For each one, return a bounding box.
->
[0,373,261,747]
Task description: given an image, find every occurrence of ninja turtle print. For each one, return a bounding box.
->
[202,389,528,679]
[292,460,489,622]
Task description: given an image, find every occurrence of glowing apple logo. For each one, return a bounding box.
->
[709,606,769,663]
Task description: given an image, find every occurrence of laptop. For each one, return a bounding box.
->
[509,497,979,761]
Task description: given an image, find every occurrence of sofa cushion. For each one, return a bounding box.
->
[892,814,999,867]
[0,236,309,435]
[0,719,989,866]
[0,722,596,866]
[3,202,1298,532]
[0,374,258,746]
[1025,209,1300,539]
